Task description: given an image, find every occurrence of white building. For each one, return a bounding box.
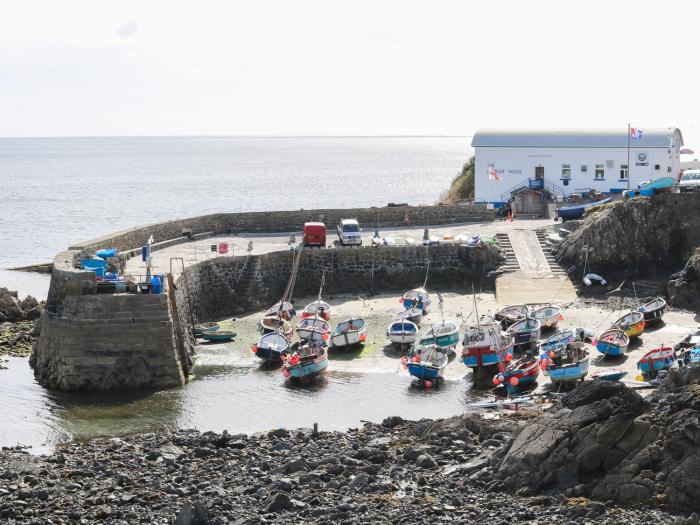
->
[471,128,684,206]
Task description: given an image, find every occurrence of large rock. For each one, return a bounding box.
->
[667,248,700,309]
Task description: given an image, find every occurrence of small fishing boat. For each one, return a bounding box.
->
[495,304,529,328]
[201,330,236,342]
[637,297,667,324]
[402,344,448,385]
[401,288,431,314]
[461,320,514,376]
[531,305,563,329]
[681,346,700,367]
[611,311,645,338]
[386,319,419,345]
[301,300,331,321]
[590,369,628,381]
[296,316,331,342]
[252,332,290,363]
[673,330,700,352]
[637,346,675,376]
[555,197,612,222]
[282,342,328,380]
[493,354,540,395]
[507,317,541,346]
[639,176,676,192]
[257,315,293,339]
[194,322,220,335]
[398,307,423,325]
[419,321,460,350]
[468,395,536,410]
[330,317,367,348]
[541,342,590,384]
[266,301,296,321]
[595,328,630,357]
[540,329,574,353]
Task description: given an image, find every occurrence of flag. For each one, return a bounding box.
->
[630,127,643,139]
[488,166,501,182]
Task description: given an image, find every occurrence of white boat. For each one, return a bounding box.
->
[419,320,460,350]
[296,316,330,342]
[330,317,368,348]
[266,301,296,321]
[402,288,431,314]
[257,315,293,339]
[253,332,290,362]
[387,319,419,345]
[398,307,423,325]
[531,305,562,328]
[404,344,449,382]
[301,300,331,321]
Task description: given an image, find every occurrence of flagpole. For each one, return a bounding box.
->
[627,123,631,192]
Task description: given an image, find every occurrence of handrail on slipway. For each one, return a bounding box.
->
[500,177,565,202]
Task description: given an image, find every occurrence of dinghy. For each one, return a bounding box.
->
[402,344,448,385]
[611,311,645,338]
[681,346,700,367]
[194,322,220,335]
[493,354,540,395]
[330,317,367,348]
[495,304,529,328]
[637,346,675,376]
[201,330,236,342]
[296,316,330,342]
[398,307,423,325]
[531,305,562,329]
[540,329,575,353]
[282,342,328,380]
[386,319,419,345]
[507,317,541,346]
[595,328,630,357]
[555,197,611,222]
[252,332,290,363]
[257,315,293,339]
[301,300,331,321]
[638,297,667,324]
[401,288,431,314]
[590,369,627,381]
[419,321,460,350]
[541,342,590,384]
[266,301,296,321]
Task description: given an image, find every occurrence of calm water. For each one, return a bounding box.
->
[0,136,473,450]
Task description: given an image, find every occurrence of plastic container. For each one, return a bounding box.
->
[150,275,162,294]
[80,258,107,270]
[96,248,117,259]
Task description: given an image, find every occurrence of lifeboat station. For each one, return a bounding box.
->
[471,128,684,213]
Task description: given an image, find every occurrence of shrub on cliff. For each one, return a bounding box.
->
[441,156,474,203]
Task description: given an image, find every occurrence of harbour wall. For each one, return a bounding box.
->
[35,203,495,391]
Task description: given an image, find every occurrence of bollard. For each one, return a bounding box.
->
[312,422,318,436]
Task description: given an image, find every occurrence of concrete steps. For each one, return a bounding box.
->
[494,233,520,273]
[535,229,568,276]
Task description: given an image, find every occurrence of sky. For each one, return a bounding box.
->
[1,0,698,148]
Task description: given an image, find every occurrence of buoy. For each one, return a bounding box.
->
[360,334,367,342]
[251,345,257,353]
[399,298,404,303]
[509,376,519,386]
[558,314,565,321]
[549,351,556,358]
[492,376,500,385]
[636,374,645,382]
[283,370,291,378]
[424,380,433,389]
[401,356,408,365]
[291,355,300,365]
[591,339,597,346]
[505,353,513,362]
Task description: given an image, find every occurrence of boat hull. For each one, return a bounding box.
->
[420,332,460,349]
[331,330,366,348]
[637,347,675,374]
[407,363,444,381]
[545,357,590,383]
[540,330,574,353]
[286,357,328,379]
[596,340,626,356]
[462,344,514,368]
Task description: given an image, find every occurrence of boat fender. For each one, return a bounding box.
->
[251,345,257,353]
[509,376,519,386]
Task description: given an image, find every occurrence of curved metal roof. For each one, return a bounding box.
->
[471,128,683,148]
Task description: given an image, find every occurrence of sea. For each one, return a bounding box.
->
[0,136,474,451]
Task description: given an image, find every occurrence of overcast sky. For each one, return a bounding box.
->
[1,0,698,148]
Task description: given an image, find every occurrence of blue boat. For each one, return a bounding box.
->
[253,332,290,363]
[595,328,629,357]
[283,343,328,380]
[201,330,236,342]
[682,346,700,367]
[401,288,431,314]
[637,347,675,375]
[405,344,448,384]
[639,176,676,191]
[508,317,541,346]
[556,197,612,222]
[542,343,589,384]
[590,369,627,381]
[419,321,460,350]
[540,329,574,353]
[493,355,540,395]
[461,320,514,368]
[194,322,220,335]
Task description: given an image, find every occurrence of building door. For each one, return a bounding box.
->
[535,166,544,179]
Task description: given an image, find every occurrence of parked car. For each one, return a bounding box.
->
[303,222,326,248]
[337,218,362,246]
[679,169,700,193]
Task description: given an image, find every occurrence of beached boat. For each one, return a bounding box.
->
[508,317,541,346]
[611,311,645,338]
[540,329,574,353]
[493,354,540,395]
[201,330,236,342]
[401,288,431,314]
[542,342,590,384]
[257,315,293,339]
[330,317,367,348]
[638,297,667,324]
[495,304,529,328]
[386,319,419,346]
[252,332,290,363]
[398,307,423,325]
[639,176,676,192]
[590,369,628,381]
[531,304,563,329]
[419,321,460,350]
[595,328,630,357]
[282,342,328,380]
[555,197,612,222]
[637,346,675,376]
[681,346,700,367]
[194,322,220,335]
[403,344,448,385]
[266,301,296,321]
[301,300,331,321]
[296,316,330,342]
[461,320,514,375]
[673,330,700,352]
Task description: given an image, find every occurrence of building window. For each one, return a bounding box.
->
[667,166,672,173]
[594,164,605,180]
[581,164,588,172]
[561,164,571,178]
[619,164,628,180]
[563,179,570,186]
[655,164,660,170]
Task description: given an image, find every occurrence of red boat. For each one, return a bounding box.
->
[493,355,540,395]
[637,346,675,376]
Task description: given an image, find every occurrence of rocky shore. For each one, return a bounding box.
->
[0,287,43,360]
[3,377,700,524]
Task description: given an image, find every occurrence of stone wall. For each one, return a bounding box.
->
[178,243,501,323]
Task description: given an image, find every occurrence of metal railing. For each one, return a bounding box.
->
[500,177,566,202]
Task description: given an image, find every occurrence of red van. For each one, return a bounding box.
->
[303,222,326,248]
